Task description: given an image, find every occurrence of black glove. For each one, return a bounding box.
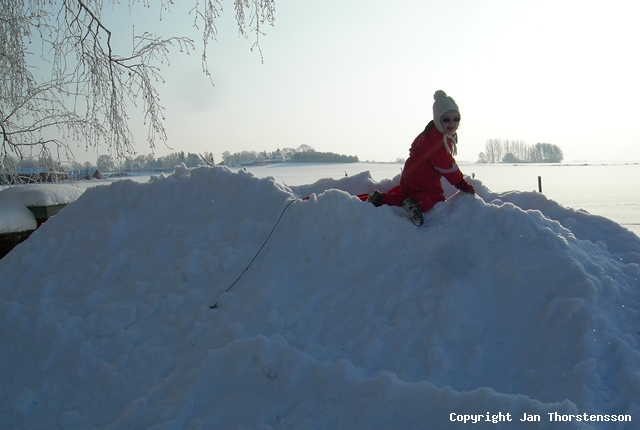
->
[455,179,475,194]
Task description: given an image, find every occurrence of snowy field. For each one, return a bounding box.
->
[1,163,639,429]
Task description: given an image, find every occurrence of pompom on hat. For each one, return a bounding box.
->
[432,90,460,134]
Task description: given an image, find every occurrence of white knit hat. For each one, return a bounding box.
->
[432,90,460,134]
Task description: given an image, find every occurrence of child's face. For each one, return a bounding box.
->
[440,110,461,135]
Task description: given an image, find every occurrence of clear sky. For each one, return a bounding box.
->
[90,0,640,164]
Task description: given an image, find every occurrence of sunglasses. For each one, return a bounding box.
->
[441,117,461,123]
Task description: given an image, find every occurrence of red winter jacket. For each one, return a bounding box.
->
[398,121,464,212]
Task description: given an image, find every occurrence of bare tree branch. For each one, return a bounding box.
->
[1,0,276,183]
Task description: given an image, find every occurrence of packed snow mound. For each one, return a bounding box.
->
[1,165,639,429]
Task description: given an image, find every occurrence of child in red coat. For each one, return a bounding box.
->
[368,90,475,226]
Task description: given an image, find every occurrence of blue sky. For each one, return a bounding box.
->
[92,0,640,164]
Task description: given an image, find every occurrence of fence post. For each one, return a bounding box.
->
[538,176,542,193]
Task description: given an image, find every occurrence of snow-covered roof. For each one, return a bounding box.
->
[0,184,84,233]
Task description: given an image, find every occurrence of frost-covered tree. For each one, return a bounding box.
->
[96,154,115,172]
[529,143,563,163]
[478,139,505,164]
[1,0,276,181]
[477,139,563,164]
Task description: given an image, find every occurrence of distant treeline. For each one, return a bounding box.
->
[478,139,564,164]
[221,145,359,166]
[96,151,215,172]
[4,145,360,177]
[290,151,358,163]
[0,151,215,183]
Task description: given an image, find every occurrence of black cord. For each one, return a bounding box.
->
[210,197,298,309]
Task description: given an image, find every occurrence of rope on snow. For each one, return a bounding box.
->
[210,196,299,309]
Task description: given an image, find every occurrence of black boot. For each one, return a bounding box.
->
[403,198,424,226]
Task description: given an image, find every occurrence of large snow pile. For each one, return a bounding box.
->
[1,165,639,429]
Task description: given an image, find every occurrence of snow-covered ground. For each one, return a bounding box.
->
[1,165,639,429]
